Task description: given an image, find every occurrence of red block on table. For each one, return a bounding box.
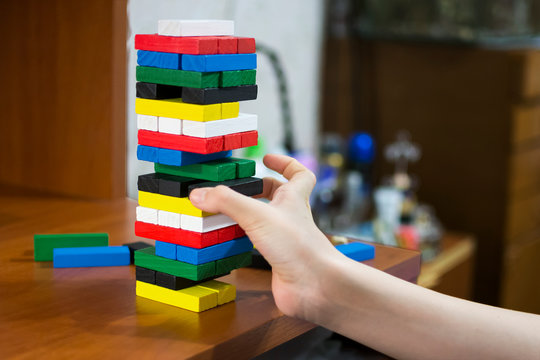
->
[237,37,256,53]
[138,130,224,154]
[135,34,218,55]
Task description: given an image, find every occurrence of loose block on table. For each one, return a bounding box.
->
[124,241,153,264]
[336,242,375,262]
[53,246,130,268]
[136,98,234,122]
[137,82,183,100]
[158,20,234,37]
[182,53,257,72]
[137,50,182,70]
[136,281,217,312]
[34,233,109,261]
[155,157,255,181]
[134,246,215,281]
[176,236,253,265]
[182,113,257,138]
[138,191,213,217]
[137,145,231,167]
[136,266,156,284]
[182,85,258,105]
[135,34,218,55]
[215,251,252,276]
[187,177,263,197]
[198,280,236,305]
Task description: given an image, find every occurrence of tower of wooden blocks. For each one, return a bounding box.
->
[133,20,262,312]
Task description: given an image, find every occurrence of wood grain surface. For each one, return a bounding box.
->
[0,193,420,359]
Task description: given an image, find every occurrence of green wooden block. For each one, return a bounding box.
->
[134,247,215,281]
[155,160,237,182]
[136,66,219,88]
[228,158,256,178]
[33,233,109,261]
[215,251,252,276]
[220,70,257,87]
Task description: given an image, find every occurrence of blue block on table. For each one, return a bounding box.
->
[182,53,257,72]
[137,145,159,163]
[155,241,177,260]
[158,148,231,166]
[336,242,375,262]
[177,236,253,265]
[137,50,182,70]
[53,246,130,268]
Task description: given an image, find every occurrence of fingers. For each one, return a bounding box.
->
[189,185,269,230]
[253,177,284,200]
[263,154,317,200]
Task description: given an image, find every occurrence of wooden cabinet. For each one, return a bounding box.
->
[322,39,540,312]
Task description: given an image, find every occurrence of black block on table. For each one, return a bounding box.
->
[124,241,153,264]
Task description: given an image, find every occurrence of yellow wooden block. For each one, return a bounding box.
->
[138,191,214,217]
[135,97,221,122]
[221,102,240,119]
[136,281,218,312]
[197,280,236,305]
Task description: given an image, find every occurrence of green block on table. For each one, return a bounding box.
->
[33,233,109,261]
[155,158,254,182]
[134,246,215,281]
[215,251,252,276]
[220,70,257,87]
[136,66,219,89]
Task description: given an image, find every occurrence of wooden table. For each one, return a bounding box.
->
[0,192,421,359]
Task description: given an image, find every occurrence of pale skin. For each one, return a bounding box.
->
[190,154,540,360]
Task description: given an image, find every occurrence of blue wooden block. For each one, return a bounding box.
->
[155,241,177,260]
[158,148,231,166]
[336,242,375,262]
[137,50,182,70]
[182,54,257,72]
[177,236,253,265]
[53,246,130,268]
[137,145,159,163]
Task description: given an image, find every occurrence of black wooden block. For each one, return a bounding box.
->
[182,85,258,105]
[155,271,229,290]
[124,241,153,264]
[187,177,263,197]
[137,173,159,194]
[136,266,156,284]
[136,82,183,99]
[248,248,271,270]
[158,175,203,198]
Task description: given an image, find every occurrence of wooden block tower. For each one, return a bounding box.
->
[132,20,261,312]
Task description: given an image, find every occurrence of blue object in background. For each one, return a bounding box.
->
[158,148,231,166]
[177,236,253,265]
[155,241,177,260]
[336,242,375,262]
[182,53,257,72]
[53,246,130,268]
[348,132,375,164]
[137,50,182,70]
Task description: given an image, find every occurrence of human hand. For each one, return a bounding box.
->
[189,154,340,320]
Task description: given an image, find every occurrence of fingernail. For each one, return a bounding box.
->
[190,188,208,204]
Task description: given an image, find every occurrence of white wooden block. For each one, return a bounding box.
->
[181,213,237,233]
[158,210,181,228]
[137,114,158,132]
[158,117,182,135]
[182,113,257,138]
[136,206,158,225]
[158,20,234,37]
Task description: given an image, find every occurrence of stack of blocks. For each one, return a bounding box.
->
[133,20,261,312]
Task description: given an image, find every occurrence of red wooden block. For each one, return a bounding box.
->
[235,226,246,238]
[237,37,256,53]
[135,221,219,248]
[138,130,224,154]
[215,36,238,54]
[223,132,242,151]
[135,34,218,55]
[241,130,258,147]
[217,225,237,243]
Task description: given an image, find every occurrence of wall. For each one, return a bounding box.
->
[127,0,325,198]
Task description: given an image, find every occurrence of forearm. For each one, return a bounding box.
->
[310,255,540,360]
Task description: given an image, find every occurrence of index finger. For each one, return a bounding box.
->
[262,154,316,200]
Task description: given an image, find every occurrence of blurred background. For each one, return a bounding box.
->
[1,0,539,321]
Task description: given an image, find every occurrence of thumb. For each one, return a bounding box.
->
[189,185,270,232]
